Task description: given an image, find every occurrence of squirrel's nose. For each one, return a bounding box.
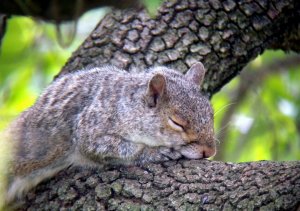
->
[180,143,216,159]
[202,145,216,158]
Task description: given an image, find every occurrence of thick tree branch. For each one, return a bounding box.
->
[59,0,300,96]
[18,160,300,210]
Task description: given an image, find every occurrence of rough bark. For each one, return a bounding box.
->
[59,0,300,96]
[18,160,300,210]
[14,0,300,209]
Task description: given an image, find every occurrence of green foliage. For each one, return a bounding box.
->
[142,0,163,16]
[0,7,106,129]
[212,51,300,162]
[0,17,74,129]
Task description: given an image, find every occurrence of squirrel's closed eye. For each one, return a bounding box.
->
[168,117,184,132]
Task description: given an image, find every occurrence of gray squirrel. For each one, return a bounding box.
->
[5,62,216,203]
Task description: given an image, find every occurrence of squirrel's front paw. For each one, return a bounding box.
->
[158,147,182,160]
[136,147,171,164]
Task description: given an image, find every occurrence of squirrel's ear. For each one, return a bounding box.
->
[185,62,206,85]
[146,74,166,107]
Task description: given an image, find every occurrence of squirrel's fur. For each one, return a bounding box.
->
[5,62,216,203]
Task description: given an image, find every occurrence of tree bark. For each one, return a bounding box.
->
[59,0,300,96]
[15,0,300,209]
[19,160,300,210]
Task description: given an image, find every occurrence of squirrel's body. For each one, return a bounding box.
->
[6,63,216,203]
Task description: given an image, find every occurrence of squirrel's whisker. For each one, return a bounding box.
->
[214,102,236,116]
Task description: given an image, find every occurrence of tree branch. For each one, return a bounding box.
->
[59,0,300,96]
[18,160,300,210]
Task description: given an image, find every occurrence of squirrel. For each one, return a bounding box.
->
[4,62,216,204]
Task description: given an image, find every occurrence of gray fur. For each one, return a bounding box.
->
[5,62,215,203]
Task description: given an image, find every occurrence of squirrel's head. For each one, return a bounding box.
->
[142,62,216,159]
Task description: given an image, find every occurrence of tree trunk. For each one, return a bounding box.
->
[16,0,300,209]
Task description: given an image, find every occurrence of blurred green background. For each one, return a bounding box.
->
[0,11,299,163]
